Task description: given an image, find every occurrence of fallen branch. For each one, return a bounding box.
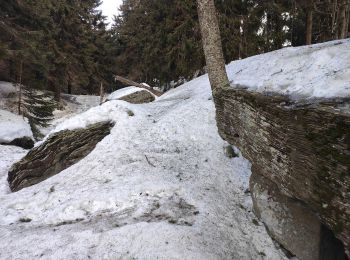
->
[145,155,156,167]
[114,75,163,97]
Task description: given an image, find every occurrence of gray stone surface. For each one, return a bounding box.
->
[251,172,322,260]
[8,121,114,192]
[214,86,350,257]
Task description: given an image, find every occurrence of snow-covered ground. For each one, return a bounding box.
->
[0,76,286,259]
[0,81,16,98]
[0,145,27,194]
[0,109,33,143]
[227,39,350,99]
[40,94,100,136]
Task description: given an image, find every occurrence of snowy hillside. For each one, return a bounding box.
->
[0,39,349,259]
[227,39,350,99]
[0,76,287,259]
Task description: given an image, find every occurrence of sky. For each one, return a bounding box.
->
[99,0,123,25]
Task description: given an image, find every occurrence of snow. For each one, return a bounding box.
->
[227,39,350,99]
[0,110,33,143]
[0,145,27,195]
[40,94,101,137]
[48,100,132,134]
[0,76,286,259]
[0,81,16,98]
[107,86,146,100]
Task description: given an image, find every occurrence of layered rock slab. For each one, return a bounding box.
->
[8,121,114,192]
[214,87,350,258]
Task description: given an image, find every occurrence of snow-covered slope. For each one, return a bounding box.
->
[0,76,286,259]
[227,39,350,99]
[0,110,33,143]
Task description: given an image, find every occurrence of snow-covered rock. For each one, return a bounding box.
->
[0,110,34,148]
[107,86,146,100]
[0,76,286,259]
[227,39,350,99]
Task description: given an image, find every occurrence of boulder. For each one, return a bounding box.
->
[251,172,322,259]
[118,90,155,104]
[5,137,34,149]
[8,121,114,192]
[214,87,350,258]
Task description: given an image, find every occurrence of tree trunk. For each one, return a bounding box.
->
[54,83,61,104]
[99,82,104,105]
[67,82,72,94]
[339,0,349,38]
[17,60,23,115]
[306,8,313,45]
[196,0,229,91]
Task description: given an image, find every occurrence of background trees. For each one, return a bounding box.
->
[112,0,349,90]
[0,0,349,94]
[0,0,116,100]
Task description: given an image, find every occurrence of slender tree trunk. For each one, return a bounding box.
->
[68,82,72,94]
[346,3,350,37]
[99,82,104,105]
[18,60,23,115]
[54,83,61,104]
[332,0,339,39]
[306,8,313,45]
[53,66,65,105]
[339,0,349,38]
[196,0,229,91]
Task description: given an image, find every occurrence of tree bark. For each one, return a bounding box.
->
[306,8,313,45]
[17,60,23,115]
[54,83,61,104]
[196,0,229,91]
[99,82,104,105]
[339,0,349,39]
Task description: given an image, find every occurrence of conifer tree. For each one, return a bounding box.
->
[21,86,55,139]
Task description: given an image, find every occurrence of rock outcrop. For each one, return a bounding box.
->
[8,121,114,192]
[117,90,155,104]
[214,86,350,258]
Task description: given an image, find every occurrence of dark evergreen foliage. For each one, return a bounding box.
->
[21,86,55,139]
[0,0,349,93]
[0,0,116,98]
[112,0,349,89]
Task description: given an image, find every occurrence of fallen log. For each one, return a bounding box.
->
[114,75,163,97]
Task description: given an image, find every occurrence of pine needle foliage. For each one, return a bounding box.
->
[22,87,55,139]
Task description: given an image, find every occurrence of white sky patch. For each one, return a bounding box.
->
[98,0,123,26]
